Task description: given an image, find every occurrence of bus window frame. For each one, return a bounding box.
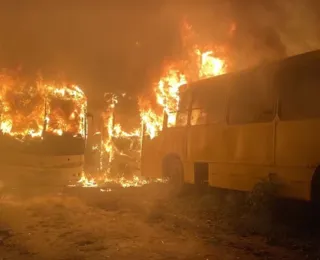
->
[190,107,208,126]
[226,72,276,125]
[189,85,229,127]
[277,61,320,122]
[166,110,189,128]
[164,88,193,129]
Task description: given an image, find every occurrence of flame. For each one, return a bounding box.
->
[75,171,167,189]
[139,21,228,139]
[78,174,98,187]
[98,93,141,172]
[0,71,87,140]
[45,83,87,138]
[76,20,230,188]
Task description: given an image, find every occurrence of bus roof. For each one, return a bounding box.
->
[182,49,320,92]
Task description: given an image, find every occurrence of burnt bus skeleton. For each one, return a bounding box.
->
[88,93,141,179]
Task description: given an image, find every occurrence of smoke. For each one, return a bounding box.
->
[229,0,320,69]
[0,1,319,100]
[166,0,320,70]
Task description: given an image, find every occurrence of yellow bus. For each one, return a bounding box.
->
[141,50,320,202]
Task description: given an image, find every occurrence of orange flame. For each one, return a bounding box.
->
[0,71,87,140]
[139,21,228,139]
[100,93,141,172]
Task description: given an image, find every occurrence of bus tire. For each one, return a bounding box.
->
[162,154,184,188]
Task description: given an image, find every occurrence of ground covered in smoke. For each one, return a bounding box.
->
[0,183,317,260]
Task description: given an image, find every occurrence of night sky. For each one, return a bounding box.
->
[0,0,319,111]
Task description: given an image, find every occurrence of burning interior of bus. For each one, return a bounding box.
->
[0,72,87,151]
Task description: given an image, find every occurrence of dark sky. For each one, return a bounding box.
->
[0,0,319,111]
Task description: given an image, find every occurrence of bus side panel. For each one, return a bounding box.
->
[187,124,228,162]
[162,128,188,160]
[209,163,269,191]
[225,123,274,165]
[274,120,320,200]
[206,123,274,192]
[141,136,163,178]
[276,120,320,167]
[141,127,187,179]
[187,122,274,191]
[188,123,274,165]
[208,163,311,200]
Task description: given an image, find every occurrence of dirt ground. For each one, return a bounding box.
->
[0,183,313,260]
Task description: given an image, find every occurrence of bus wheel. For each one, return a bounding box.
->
[162,154,184,188]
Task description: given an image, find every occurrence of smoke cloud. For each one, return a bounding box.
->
[0,1,318,102]
[170,0,320,70]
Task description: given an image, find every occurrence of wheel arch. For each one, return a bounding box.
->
[161,153,184,179]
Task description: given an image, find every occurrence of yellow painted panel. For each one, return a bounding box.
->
[209,163,312,200]
[188,123,274,165]
[188,124,228,162]
[225,123,274,165]
[0,152,84,168]
[276,119,320,167]
[141,128,187,178]
[141,136,163,178]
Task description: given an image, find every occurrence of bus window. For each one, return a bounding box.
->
[167,112,177,128]
[178,88,192,111]
[190,109,207,125]
[191,84,227,126]
[278,60,320,121]
[176,111,188,126]
[167,110,188,128]
[228,71,275,124]
[165,87,191,128]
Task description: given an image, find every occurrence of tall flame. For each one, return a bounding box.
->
[99,93,141,173]
[139,21,228,139]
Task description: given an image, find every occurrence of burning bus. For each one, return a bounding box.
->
[0,73,87,186]
[94,93,141,179]
[140,49,320,203]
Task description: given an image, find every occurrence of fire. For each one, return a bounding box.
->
[0,73,45,138]
[75,20,230,189]
[44,83,87,137]
[198,50,227,78]
[99,93,141,172]
[76,171,167,189]
[139,22,228,139]
[78,174,98,188]
[0,71,87,140]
